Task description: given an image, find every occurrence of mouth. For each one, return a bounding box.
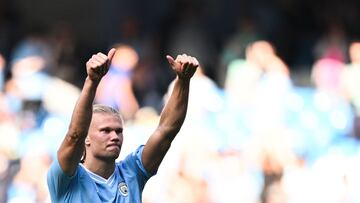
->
[107,143,121,150]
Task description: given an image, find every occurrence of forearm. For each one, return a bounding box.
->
[58,77,98,175]
[67,77,98,140]
[158,77,190,136]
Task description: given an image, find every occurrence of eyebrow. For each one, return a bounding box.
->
[99,127,123,131]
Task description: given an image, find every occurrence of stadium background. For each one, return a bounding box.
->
[0,0,360,202]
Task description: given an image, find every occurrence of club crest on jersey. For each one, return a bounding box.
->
[118,182,129,196]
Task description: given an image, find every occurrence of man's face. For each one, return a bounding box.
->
[86,113,124,161]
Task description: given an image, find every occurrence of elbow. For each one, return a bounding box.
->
[66,128,88,143]
[158,117,185,134]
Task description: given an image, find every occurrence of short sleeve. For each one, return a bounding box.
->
[47,156,78,201]
[119,145,153,187]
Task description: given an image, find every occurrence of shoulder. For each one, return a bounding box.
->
[48,156,84,179]
[48,159,88,189]
[117,145,152,178]
[48,157,86,201]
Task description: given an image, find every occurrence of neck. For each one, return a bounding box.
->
[83,157,115,179]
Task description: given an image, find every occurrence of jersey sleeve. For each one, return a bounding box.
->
[120,145,153,187]
[47,156,78,201]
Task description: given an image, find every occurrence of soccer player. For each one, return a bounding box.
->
[47,48,199,202]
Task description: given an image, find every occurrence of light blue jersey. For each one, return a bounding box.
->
[47,145,152,203]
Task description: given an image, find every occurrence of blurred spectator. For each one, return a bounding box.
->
[313,23,347,62]
[131,40,165,113]
[205,151,262,203]
[161,148,210,203]
[0,122,20,203]
[249,128,295,203]
[218,17,261,86]
[95,43,140,121]
[311,57,353,141]
[0,52,20,203]
[7,137,52,203]
[48,22,80,85]
[224,58,261,111]
[285,56,354,163]
[311,58,344,94]
[247,41,291,130]
[341,41,360,139]
[6,38,52,103]
[166,3,216,82]
[1,36,79,203]
[225,40,291,132]
[5,37,80,120]
[282,155,314,203]
[0,54,5,90]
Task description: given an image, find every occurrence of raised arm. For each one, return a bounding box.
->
[57,49,115,176]
[142,54,199,174]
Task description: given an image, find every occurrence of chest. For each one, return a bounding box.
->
[67,174,140,203]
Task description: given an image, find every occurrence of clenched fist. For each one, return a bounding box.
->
[166,54,199,80]
[86,48,116,82]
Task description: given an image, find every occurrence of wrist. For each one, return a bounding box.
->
[175,76,190,85]
[85,76,100,88]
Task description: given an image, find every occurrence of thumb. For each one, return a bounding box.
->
[107,48,116,66]
[166,55,175,66]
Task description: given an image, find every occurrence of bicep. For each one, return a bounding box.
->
[57,133,85,176]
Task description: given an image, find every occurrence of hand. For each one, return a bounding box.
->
[86,48,116,82]
[166,54,199,80]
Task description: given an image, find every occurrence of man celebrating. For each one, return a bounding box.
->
[47,48,199,203]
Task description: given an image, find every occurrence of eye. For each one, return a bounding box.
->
[115,128,123,135]
[100,128,111,134]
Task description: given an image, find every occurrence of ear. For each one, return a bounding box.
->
[85,136,90,146]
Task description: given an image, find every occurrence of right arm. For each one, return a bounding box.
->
[57,49,115,176]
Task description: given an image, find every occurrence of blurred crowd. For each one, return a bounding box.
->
[1,1,360,203]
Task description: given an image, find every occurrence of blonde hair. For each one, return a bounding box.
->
[93,104,123,120]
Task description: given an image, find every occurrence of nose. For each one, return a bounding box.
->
[110,130,123,143]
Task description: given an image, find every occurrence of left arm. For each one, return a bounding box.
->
[142,54,199,174]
